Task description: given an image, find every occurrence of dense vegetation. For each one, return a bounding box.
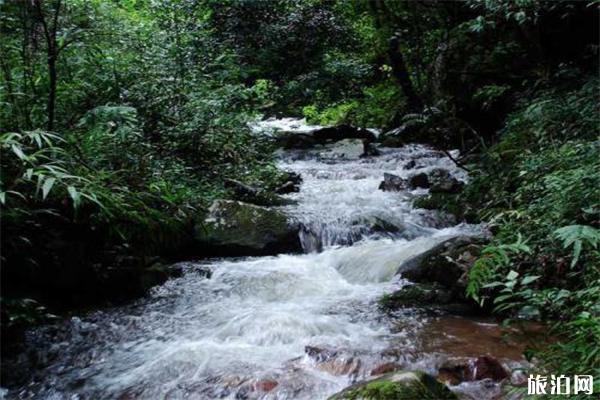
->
[1,0,598,396]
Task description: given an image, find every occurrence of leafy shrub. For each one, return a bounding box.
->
[462,77,600,389]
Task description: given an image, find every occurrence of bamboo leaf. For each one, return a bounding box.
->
[42,177,56,199]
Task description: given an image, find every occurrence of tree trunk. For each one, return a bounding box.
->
[34,0,61,131]
[388,33,423,113]
[47,53,57,131]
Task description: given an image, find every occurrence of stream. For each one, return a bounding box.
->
[5,119,531,400]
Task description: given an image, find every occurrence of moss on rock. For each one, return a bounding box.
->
[329,371,457,400]
[379,283,453,310]
[195,200,302,256]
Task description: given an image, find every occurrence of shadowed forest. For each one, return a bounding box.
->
[1,1,599,399]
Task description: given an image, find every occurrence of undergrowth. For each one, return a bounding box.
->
[461,76,600,396]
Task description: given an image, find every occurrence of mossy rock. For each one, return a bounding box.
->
[379,283,452,310]
[329,371,457,400]
[194,200,302,256]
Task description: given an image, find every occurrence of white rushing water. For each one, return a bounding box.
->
[10,119,484,400]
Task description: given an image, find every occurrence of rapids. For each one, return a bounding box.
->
[5,119,526,400]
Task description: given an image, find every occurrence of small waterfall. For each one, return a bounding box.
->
[277,140,467,252]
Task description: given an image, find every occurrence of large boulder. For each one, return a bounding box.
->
[319,139,366,160]
[407,168,463,193]
[328,371,457,400]
[408,172,430,189]
[379,283,480,316]
[395,235,483,278]
[312,124,376,143]
[277,133,318,149]
[401,236,485,291]
[195,200,302,256]
[276,124,377,155]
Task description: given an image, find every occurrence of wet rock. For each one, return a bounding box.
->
[195,200,302,256]
[224,178,291,207]
[276,124,376,152]
[438,357,473,385]
[166,263,212,279]
[194,266,213,279]
[402,237,485,292]
[329,370,457,399]
[378,173,407,192]
[437,356,509,386]
[305,346,335,362]
[472,356,509,381]
[305,346,361,376]
[224,179,259,199]
[362,142,381,157]
[396,235,484,280]
[428,168,464,194]
[381,283,454,309]
[398,236,485,283]
[408,172,429,189]
[351,215,402,234]
[370,362,401,376]
[251,379,278,392]
[379,283,478,315]
[313,124,376,144]
[450,379,502,400]
[403,160,417,169]
[413,192,464,218]
[275,181,298,194]
[319,139,365,160]
[274,171,302,195]
[278,133,318,149]
[137,262,171,292]
[322,357,362,376]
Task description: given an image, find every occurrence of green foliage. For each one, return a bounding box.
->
[473,84,510,110]
[303,101,358,126]
[0,130,97,208]
[0,0,287,315]
[460,76,600,388]
[466,237,531,306]
[554,225,600,267]
[302,82,403,128]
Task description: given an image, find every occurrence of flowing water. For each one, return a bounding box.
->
[5,120,528,400]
